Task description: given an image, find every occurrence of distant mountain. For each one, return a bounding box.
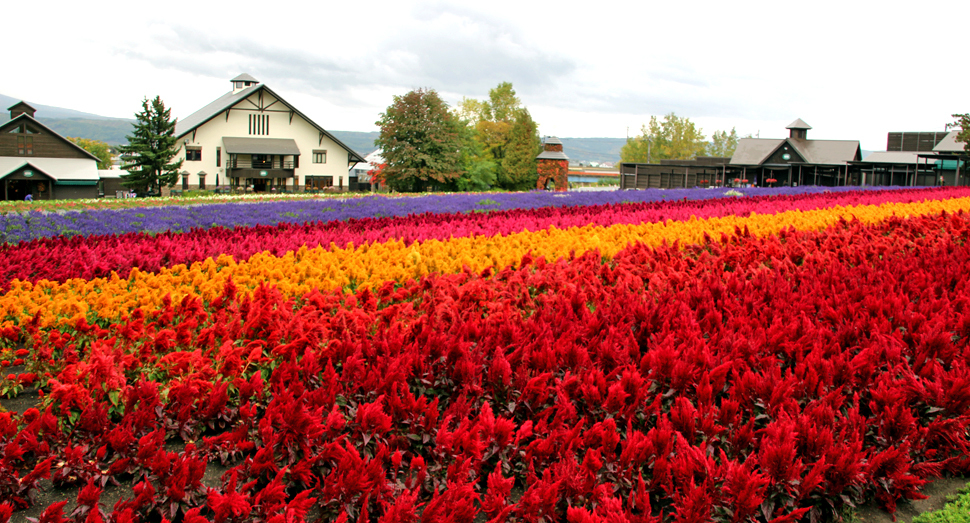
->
[0,93,135,145]
[328,131,380,157]
[558,137,624,165]
[0,94,627,163]
[327,131,625,165]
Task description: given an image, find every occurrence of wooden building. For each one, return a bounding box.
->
[619,156,730,190]
[0,102,101,200]
[728,119,862,187]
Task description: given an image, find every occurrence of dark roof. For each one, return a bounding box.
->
[730,137,860,166]
[786,118,812,130]
[174,84,365,163]
[729,138,784,165]
[543,136,563,145]
[7,101,37,113]
[0,113,101,162]
[231,73,259,83]
[223,137,300,155]
[537,151,569,160]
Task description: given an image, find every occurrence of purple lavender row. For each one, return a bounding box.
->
[0,186,900,243]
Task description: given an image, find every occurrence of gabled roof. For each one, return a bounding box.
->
[933,131,967,153]
[0,113,102,162]
[231,73,259,83]
[786,118,812,130]
[7,101,37,113]
[730,137,860,166]
[174,84,365,163]
[729,138,785,165]
[0,157,100,182]
[790,139,860,164]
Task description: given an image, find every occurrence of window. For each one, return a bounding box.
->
[313,150,327,163]
[17,136,32,155]
[186,148,202,161]
[306,176,333,190]
[248,114,269,135]
[199,173,206,190]
[216,147,221,167]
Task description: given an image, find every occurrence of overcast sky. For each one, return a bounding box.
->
[6,0,968,151]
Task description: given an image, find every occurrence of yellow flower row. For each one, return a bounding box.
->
[4,196,970,328]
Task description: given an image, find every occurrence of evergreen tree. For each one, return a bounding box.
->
[375,88,462,192]
[119,96,182,195]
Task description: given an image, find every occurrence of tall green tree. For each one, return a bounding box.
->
[375,88,462,192]
[621,113,707,164]
[952,113,970,153]
[460,82,541,190]
[707,128,740,158]
[67,137,113,170]
[453,115,497,191]
[499,109,541,190]
[119,96,182,195]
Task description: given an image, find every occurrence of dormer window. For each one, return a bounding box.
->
[234,82,244,90]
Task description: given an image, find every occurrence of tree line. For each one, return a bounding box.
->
[620,113,744,165]
[373,82,542,192]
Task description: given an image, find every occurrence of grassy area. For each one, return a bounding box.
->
[912,488,970,523]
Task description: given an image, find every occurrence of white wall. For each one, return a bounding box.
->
[175,89,352,188]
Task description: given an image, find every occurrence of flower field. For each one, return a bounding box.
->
[2,187,970,522]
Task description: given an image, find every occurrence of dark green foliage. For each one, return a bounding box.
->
[375,89,463,192]
[118,96,183,195]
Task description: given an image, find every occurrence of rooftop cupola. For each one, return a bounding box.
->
[231,73,260,94]
[8,101,36,119]
[786,118,812,140]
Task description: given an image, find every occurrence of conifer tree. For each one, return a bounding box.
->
[119,96,182,195]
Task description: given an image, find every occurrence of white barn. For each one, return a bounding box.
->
[171,74,365,194]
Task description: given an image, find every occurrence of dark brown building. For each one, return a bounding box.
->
[0,101,102,200]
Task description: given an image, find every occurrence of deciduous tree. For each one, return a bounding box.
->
[67,137,113,170]
[621,113,707,164]
[499,109,541,190]
[118,96,182,195]
[707,128,740,158]
[375,89,462,192]
[951,113,970,153]
[460,82,541,190]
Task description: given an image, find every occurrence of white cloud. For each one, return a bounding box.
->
[5,0,969,151]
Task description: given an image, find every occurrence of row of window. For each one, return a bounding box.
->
[249,114,270,136]
[183,147,326,164]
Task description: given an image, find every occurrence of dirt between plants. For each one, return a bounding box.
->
[853,476,970,523]
[1,382,966,522]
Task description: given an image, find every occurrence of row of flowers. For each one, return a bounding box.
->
[3,207,970,521]
[4,191,970,331]
[0,186,904,243]
[0,187,962,287]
